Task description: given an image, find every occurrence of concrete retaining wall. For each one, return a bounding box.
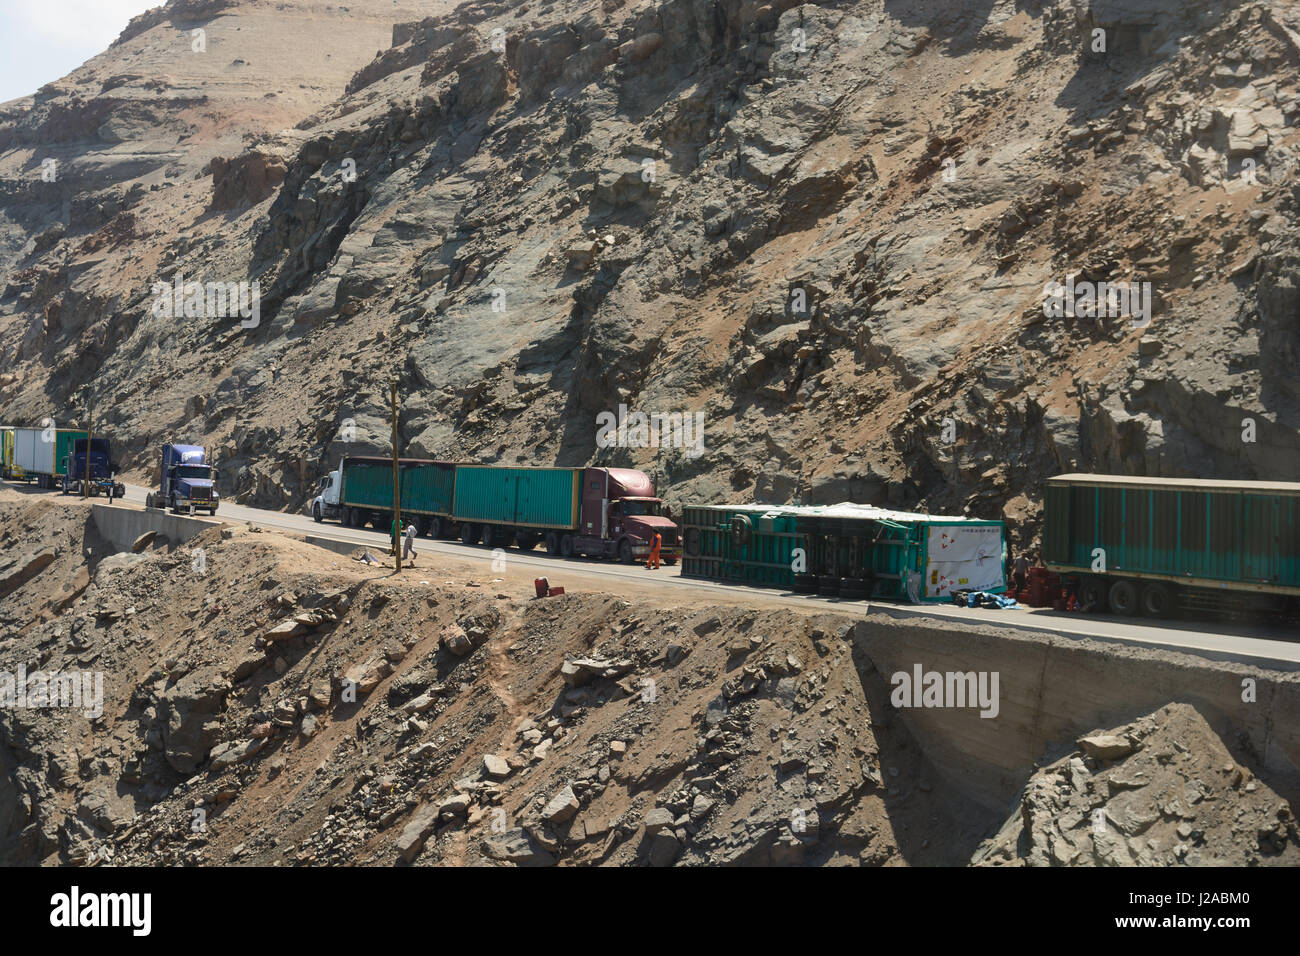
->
[852,615,1300,812]
[91,504,220,552]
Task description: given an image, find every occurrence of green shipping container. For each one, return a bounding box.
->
[341,459,455,516]
[341,459,397,510]
[403,462,456,515]
[452,466,580,530]
[1043,474,1300,595]
[681,503,1006,602]
[53,430,86,477]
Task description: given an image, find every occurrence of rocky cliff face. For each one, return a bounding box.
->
[2,0,1299,541]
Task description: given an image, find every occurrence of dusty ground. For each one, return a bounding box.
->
[2,490,1297,866]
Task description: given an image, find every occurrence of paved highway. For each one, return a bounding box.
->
[88,483,1297,669]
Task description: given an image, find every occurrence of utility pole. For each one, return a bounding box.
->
[83,385,93,499]
[390,378,401,574]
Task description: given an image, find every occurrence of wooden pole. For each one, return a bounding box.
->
[83,387,93,499]
[391,378,401,574]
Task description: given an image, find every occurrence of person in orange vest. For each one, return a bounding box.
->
[645,532,662,570]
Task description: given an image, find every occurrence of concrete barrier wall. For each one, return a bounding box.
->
[91,504,220,552]
[852,614,1300,812]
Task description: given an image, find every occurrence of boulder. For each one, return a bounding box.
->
[542,785,580,824]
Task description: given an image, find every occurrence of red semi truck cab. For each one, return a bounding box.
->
[576,467,681,564]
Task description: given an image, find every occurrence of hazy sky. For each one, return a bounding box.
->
[0,0,161,104]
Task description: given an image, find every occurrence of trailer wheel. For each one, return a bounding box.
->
[460,523,478,546]
[545,532,560,555]
[731,514,753,548]
[560,534,574,558]
[427,516,443,538]
[313,503,322,523]
[793,573,818,594]
[684,527,702,558]
[1108,579,1138,616]
[1077,578,1107,613]
[618,539,634,564]
[1140,582,1172,618]
[663,557,677,566]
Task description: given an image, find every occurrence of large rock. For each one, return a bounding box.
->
[395,803,439,862]
[1078,735,1135,761]
[0,549,56,599]
[481,828,556,866]
[542,785,580,824]
[158,667,230,773]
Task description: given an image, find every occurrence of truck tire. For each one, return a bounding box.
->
[427,516,443,538]
[460,523,478,546]
[731,514,752,548]
[684,527,702,557]
[1078,578,1107,613]
[560,534,574,558]
[145,493,153,509]
[1108,579,1138,616]
[618,539,634,564]
[1140,582,1172,618]
[546,532,560,555]
[313,503,322,523]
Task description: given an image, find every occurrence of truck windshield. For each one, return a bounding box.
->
[618,501,661,516]
[177,466,211,479]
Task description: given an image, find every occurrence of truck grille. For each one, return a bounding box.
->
[191,487,212,501]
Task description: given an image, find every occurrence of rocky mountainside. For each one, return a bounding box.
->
[3,0,1300,543]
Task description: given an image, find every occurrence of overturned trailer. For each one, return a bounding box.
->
[680,502,1007,603]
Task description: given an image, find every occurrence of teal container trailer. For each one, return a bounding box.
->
[681,503,1006,602]
[1043,473,1300,618]
[451,465,581,530]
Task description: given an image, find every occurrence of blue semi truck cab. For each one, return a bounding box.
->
[61,437,125,498]
[145,443,220,515]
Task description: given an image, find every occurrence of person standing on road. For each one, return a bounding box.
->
[402,522,418,565]
[645,532,662,570]
[389,515,400,556]
[1013,551,1030,593]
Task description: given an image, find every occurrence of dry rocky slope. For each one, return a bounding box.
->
[1,491,1297,866]
[2,0,1300,546]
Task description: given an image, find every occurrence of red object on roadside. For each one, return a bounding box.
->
[549,586,565,596]
[534,577,550,598]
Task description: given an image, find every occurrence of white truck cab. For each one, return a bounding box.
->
[311,464,343,522]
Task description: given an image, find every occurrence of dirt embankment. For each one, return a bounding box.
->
[1,491,1297,866]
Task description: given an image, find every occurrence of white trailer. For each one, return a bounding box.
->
[9,427,84,489]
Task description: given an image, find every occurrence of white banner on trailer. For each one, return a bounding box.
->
[924,524,1004,598]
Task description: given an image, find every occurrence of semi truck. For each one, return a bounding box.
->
[451,465,680,563]
[62,437,125,498]
[311,460,681,564]
[1042,473,1300,619]
[145,443,220,515]
[5,426,87,489]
